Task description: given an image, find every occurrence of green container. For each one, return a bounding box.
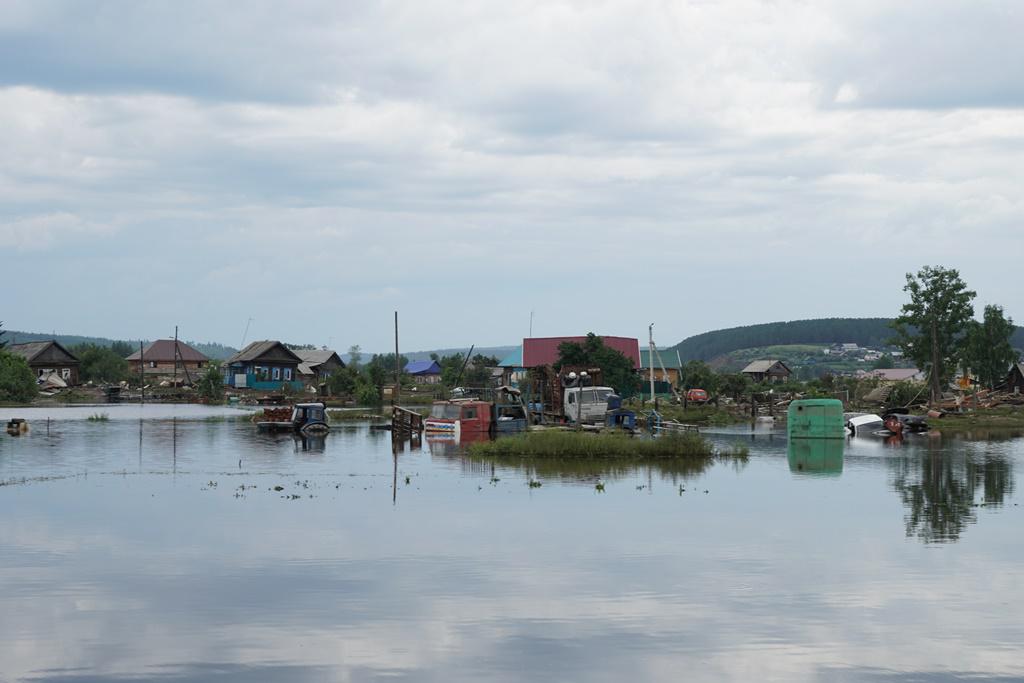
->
[787,399,845,439]
[788,439,844,475]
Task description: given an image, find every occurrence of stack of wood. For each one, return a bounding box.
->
[256,407,292,422]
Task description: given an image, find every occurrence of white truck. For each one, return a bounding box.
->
[564,386,615,424]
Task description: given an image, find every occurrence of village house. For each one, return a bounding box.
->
[125,339,209,381]
[498,347,526,387]
[7,340,80,385]
[741,359,791,384]
[522,335,641,370]
[405,359,442,384]
[639,349,682,385]
[296,350,345,392]
[223,340,303,391]
[1007,363,1024,394]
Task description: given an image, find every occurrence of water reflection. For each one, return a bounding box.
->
[890,440,1015,543]
[787,439,843,475]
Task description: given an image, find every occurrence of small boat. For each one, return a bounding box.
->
[256,402,330,434]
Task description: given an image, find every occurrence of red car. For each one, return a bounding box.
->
[686,388,709,403]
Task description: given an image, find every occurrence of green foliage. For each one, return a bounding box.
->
[892,266,976,402]
[719,372,751,400]
[680,360,719,394]
[671,318,898,361]
[72,344,130,384]
[327,366,359,396]
[0,350,37,403]
[555,333,638,395]
[872,353,895,369]
[87,412,110,422]
[347,345,362,368]
[0,321,6,350]
[964,304,1017,390]
[435,352,499,387]
[196,363,224,401]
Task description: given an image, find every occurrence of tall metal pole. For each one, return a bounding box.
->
[139,341,145,404]
[393,311,400,406]
[648,323,656,404]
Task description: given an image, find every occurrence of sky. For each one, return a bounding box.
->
[2,1,1022,352]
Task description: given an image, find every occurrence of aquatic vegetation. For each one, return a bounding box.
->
[87,412,110,422]
[469,430,718,459]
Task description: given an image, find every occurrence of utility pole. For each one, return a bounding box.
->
[393,311,400,406]
[648,323,656,405]
[173,325,179,388]
[139,341,145,404]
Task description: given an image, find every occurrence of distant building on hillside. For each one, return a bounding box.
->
[223,341,303,391]
[7,340,80,385]
[126,339,209,380]
[741,360,791,384]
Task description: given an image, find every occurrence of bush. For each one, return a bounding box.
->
[196,364,224,402]
[0,351,37,403]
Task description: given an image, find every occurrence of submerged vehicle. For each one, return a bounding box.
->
[883,412,929,435]
[846,413,884,435]
[425,388,529,437]
[255,402,330,434]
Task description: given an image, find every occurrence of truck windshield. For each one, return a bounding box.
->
[430,404,462,419]
[580,389,612,403]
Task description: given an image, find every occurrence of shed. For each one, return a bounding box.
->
[7,340,80,385]
[1007,363,1024,395]
[296,350,345,383]
[741,359,791,384]
[639,349,682,385]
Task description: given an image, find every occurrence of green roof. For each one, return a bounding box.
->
[639,349,682,370]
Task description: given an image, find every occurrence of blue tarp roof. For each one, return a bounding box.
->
[498,347,523,368]
[405,359,441,375]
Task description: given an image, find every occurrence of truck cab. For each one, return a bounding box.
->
[563,386,615,425]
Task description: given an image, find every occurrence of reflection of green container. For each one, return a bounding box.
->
[787,399,845,439]
[788,439,844,475]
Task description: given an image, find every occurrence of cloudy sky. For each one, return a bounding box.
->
[2,1,1022,352]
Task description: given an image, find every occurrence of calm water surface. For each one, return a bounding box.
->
[1,405,1022,682]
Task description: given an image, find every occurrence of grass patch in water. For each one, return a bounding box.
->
[87,412,110,422]
[469,429,724,459]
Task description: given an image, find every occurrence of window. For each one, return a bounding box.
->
[272,367,281,380]
[149,361,157,368]
[62,368,71,380]
[463,408,476,420]
[567,393,575,404]
[284,368,292,381]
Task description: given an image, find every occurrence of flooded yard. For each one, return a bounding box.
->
[1,405,1022,681]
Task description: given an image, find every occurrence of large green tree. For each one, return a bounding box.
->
[556,333,637,395]
[72,344,130,384]
[892,266,976,403]
[964,304,1017,390]
[679,360,719,394]
[0,350,36,403]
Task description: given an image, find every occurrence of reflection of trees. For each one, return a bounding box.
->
[891,445,1014,543]
[459,453,747,486]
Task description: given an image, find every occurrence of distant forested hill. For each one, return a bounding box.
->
[672,318,1024,362]
[670,318,898,361]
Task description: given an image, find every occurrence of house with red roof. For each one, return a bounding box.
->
[522,336,641,369]
[126,339,210,380]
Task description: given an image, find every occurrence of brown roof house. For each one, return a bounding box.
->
[126,340,210,382]
[741,360,792,384]
[296,350,345,392]
[8,340,80,385]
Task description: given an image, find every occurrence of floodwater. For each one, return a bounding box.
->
[1,405,1022,682]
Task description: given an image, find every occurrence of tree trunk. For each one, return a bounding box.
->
[930,321,942,405]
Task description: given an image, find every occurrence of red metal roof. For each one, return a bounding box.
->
[126,339,209,363]
[522,336,641,369]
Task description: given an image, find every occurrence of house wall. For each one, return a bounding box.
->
[412,373,441,385]
[134,360,207,376]
[225,361,301,389]
[30,363,79,386]
[641,368,679,384]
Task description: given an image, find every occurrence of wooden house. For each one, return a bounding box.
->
[125,339,210,381]
[1007,363,1024,394]
[224,341,303,391]
[405,360,442,384]
[296,350,345,391]
[7,340,80,385]
[741,359,792,384]
[639,349,682,385]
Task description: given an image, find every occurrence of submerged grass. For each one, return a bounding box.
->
[86,412,110,422]
[469,429,735,459]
